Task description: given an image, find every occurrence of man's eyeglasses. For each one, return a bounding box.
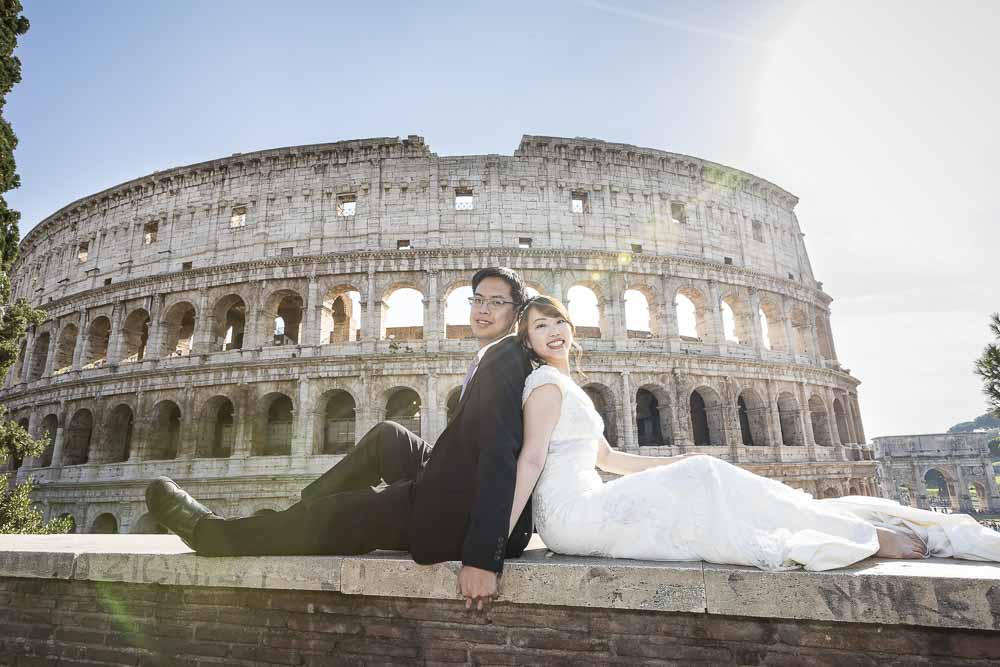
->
[468,296,518,310]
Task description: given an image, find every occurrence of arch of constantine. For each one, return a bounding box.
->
[0,134,877,534]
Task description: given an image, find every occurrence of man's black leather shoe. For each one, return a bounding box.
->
[145,476,217,550]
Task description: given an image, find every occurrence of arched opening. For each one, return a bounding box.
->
[833,398,850,444]
[63,409,94,465]
[27,331,50,381]
[321,289,361,343]
[809,394,833,446]
[675,288,707,340]
[122,309,151,362]
[759,301,787,352]
[272,293,304,345]
[260,394,294,456]
[84,316,111,368]
[689,386,724,446]
[148,400,181,460]
[161,302,196,357]
[445,285,474,340]
[382,287,425,340]
[323,391,356,454]
[89,513,118,534]
[822,487,839,499]
[848,484,861,496]
[131,513,167,534]
[624,289,654,338]
[38,414,58,467]
[582,383,618,447]
[385,387,421,436]
[969,483,988,513]
[445,387,462,423]
[924,469,955,509]
[212,295,247,351]
[738,389,769,446]
[54,324,78,374]
[567,285,601,339]
[776,392,804,446]
[201,396,235,458]
[104,404,134,463]
[636,387,672,446]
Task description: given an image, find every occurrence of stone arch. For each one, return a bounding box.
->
[385,386,422,437]
[689,385,725,446]
[566,284,602,339]
[833,398,850,444]
[808,394,833,446]
[582,382,619,447]
[147,400,182,460]
[131,513,166,534]
[212,294,247,351]
[63,408,94,465]
[737,387,769,446]
[776,392,804,446]
[848,483,861,496]
[720,293,753,345]
[89,513,118,534]
[37,413,59,467]
[84,316,111,367]
[382,286,425,340]
[321,389,357,454]
[444,283,474,340]
[636,384,672,446]
[758,299,787,352]
[822,487,839,499]
[253,508,278,516]
[255,392,294,456]
[624,287,658,338]
[969,482,989,512]
[789,306,812,356]
[320,285,362,344]
[102,403,134,463]
[54,323,79,374]
[674,286,709,340]
[27,330,50,381]
[161,301,197,357]
[924,468,956,509]
[199,395,235,458]
[121,308,151,362]
[265,289,304,346]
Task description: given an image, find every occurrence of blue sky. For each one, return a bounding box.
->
[7,1,999,438]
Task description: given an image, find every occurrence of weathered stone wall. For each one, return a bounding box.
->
[875,432,1000,512]
[0,135,875,533]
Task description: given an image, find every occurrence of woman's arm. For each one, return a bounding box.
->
[508,384,562,537]
[595,436,700,476]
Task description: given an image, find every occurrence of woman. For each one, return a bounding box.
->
[505,296,1000,571]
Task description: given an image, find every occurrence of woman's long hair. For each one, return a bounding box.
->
[515,295,584,372]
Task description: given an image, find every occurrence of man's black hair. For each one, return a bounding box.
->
[471,267,527,306]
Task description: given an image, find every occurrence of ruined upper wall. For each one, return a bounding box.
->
[11,135,818,306]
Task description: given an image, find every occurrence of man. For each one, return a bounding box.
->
[146,267,533,609]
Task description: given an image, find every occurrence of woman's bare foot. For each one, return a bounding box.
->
[875,526,927,559]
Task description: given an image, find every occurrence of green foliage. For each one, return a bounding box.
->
[974,313,1000,419]
[0,474,72,534]
[989,436,1000,460]
[947,411,1000,434]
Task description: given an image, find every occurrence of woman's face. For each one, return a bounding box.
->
[524,307,574,366]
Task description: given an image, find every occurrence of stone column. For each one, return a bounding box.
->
[242,300,260,350]
[748,288,764,357]
[177,387,197,459]
[191,288,213,354]
[807,305,823,364]
[798,384,817,460]
[50,424,66,468]
[19,326,36,384]
[609,273,628,351]
[362,270,379,354]
[127,392,145,462]
[661,277,679,351]
[232,385,254,458]
[425,270,441,353]
[144,294,165,361]
[424,372,439,443]
[851,397,867,443]
[620,372,637,452]
[301,276,319,347]
[292,377,313,457]
[823,387,844,447]
[72,309,88,371]
[42,329,57,378]
[106,301,125,366]
[781,299,796,358]
[706,280,725,350]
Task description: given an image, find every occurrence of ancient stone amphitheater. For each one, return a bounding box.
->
[0,135,877,534]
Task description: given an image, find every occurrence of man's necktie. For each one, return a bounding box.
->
[459,354,481,400]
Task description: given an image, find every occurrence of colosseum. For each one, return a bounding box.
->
[0,134,877,535]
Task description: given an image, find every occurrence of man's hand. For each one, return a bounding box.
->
[457,565,498,611]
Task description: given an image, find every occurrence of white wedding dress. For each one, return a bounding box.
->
[523,365,1000,571]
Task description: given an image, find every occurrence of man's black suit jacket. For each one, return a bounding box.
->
[408,335,534,573]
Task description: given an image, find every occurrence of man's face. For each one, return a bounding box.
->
[469,276,518,345]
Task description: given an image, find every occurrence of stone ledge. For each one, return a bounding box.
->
[1,535,998,631]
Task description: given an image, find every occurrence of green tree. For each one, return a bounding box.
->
[0,1,70,535]
[975,313,1000,419]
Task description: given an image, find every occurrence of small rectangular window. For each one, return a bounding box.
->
[724,256,733,265]
[280,247,294,257]
[181,261,193,271]
[454,188,474,210]
[631,243,643,254]
[670,202,687,224]
[77,242,89,263]
[571,191,588,214]
[336,194,356,217]
[143,222,158,245]
[752,220,764,242]
[397,239,412,250]
[103,277,112,286]
[518,237,532,249]
[230,206,247,228]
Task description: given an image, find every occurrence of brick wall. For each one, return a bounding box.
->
[2,576,998,666]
